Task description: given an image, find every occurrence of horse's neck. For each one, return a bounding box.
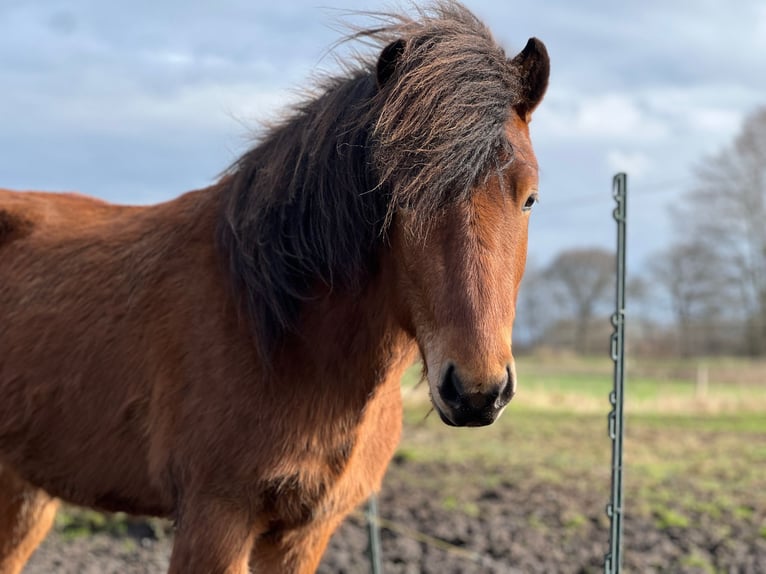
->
[278,253,416,394]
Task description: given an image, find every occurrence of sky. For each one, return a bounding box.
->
[1,1,764,271]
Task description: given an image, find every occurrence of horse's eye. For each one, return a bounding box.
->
[522,193,538,212]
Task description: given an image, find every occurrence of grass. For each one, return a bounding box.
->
[403,355,766,415]
[514,355,766,414]
[680,551,716,574]
[654,507,690,529]
[55,509,128,540]
[54,508,170,541]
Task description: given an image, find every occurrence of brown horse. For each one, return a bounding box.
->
[0,2,548,573]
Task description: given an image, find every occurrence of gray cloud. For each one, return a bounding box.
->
[1,0,763,268]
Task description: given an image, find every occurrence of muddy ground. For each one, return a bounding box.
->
[23,457,766,573]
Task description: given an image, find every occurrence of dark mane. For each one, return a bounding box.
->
[216,1,524,359]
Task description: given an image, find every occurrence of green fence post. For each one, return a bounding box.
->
[605,172,627,574]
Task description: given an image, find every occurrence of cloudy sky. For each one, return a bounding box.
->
[1,1,764,270]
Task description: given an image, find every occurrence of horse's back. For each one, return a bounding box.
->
[0,190,35,245]
[0,188,133,244]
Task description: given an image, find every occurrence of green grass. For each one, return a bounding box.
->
[55,509,129,540]
[680,551,716,574]
[54,507,170,541]
[654,507,690,529]
[516,370,763,415]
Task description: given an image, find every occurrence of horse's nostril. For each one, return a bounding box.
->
[498,365,515,404]
[485,384,501,404]
[440,364,462,406]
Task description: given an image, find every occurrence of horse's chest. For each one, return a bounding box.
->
[261,384,402,531]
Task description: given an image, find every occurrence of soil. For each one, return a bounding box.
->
[23,458,766,573]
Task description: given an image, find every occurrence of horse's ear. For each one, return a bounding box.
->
[377,39,406,88]
[510,38,550,121]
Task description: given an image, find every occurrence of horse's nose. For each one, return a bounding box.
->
[437,364,514,427]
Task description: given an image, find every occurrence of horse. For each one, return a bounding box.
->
[0,2,548,572]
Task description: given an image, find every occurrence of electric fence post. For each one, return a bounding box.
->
[605,172,627,574]
[366,494,383,574]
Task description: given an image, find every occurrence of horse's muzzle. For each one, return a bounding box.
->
[435,364,514,427]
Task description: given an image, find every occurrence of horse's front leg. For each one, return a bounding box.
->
[249,515,344,574]
[0,466,58,574]
[168,497,258,574]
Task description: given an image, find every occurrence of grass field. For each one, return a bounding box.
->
[394,355,766,572]
[400,353,766,497]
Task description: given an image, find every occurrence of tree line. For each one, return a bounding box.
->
[518,107,766,358]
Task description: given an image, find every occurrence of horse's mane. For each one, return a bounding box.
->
[217,1,524,359]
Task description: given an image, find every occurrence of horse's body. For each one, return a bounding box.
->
[0,3,549,572]
[0,186,410,572]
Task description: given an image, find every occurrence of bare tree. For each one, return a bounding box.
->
[675,106,766,355]
[648,242,729,356]
[515,259,555,349]
[544,247,614,354]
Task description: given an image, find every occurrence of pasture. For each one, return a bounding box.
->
[25,355,766,572]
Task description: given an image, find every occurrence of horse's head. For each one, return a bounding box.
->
[374,25,549,426]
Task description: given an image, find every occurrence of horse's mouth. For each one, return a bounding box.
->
[433,402,499,428]
[435,405,459,427]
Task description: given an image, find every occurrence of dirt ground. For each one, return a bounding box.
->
[23,456,766,573]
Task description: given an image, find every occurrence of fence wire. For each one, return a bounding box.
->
[354,507,512,571]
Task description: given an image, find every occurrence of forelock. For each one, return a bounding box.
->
[362,2,521,230]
